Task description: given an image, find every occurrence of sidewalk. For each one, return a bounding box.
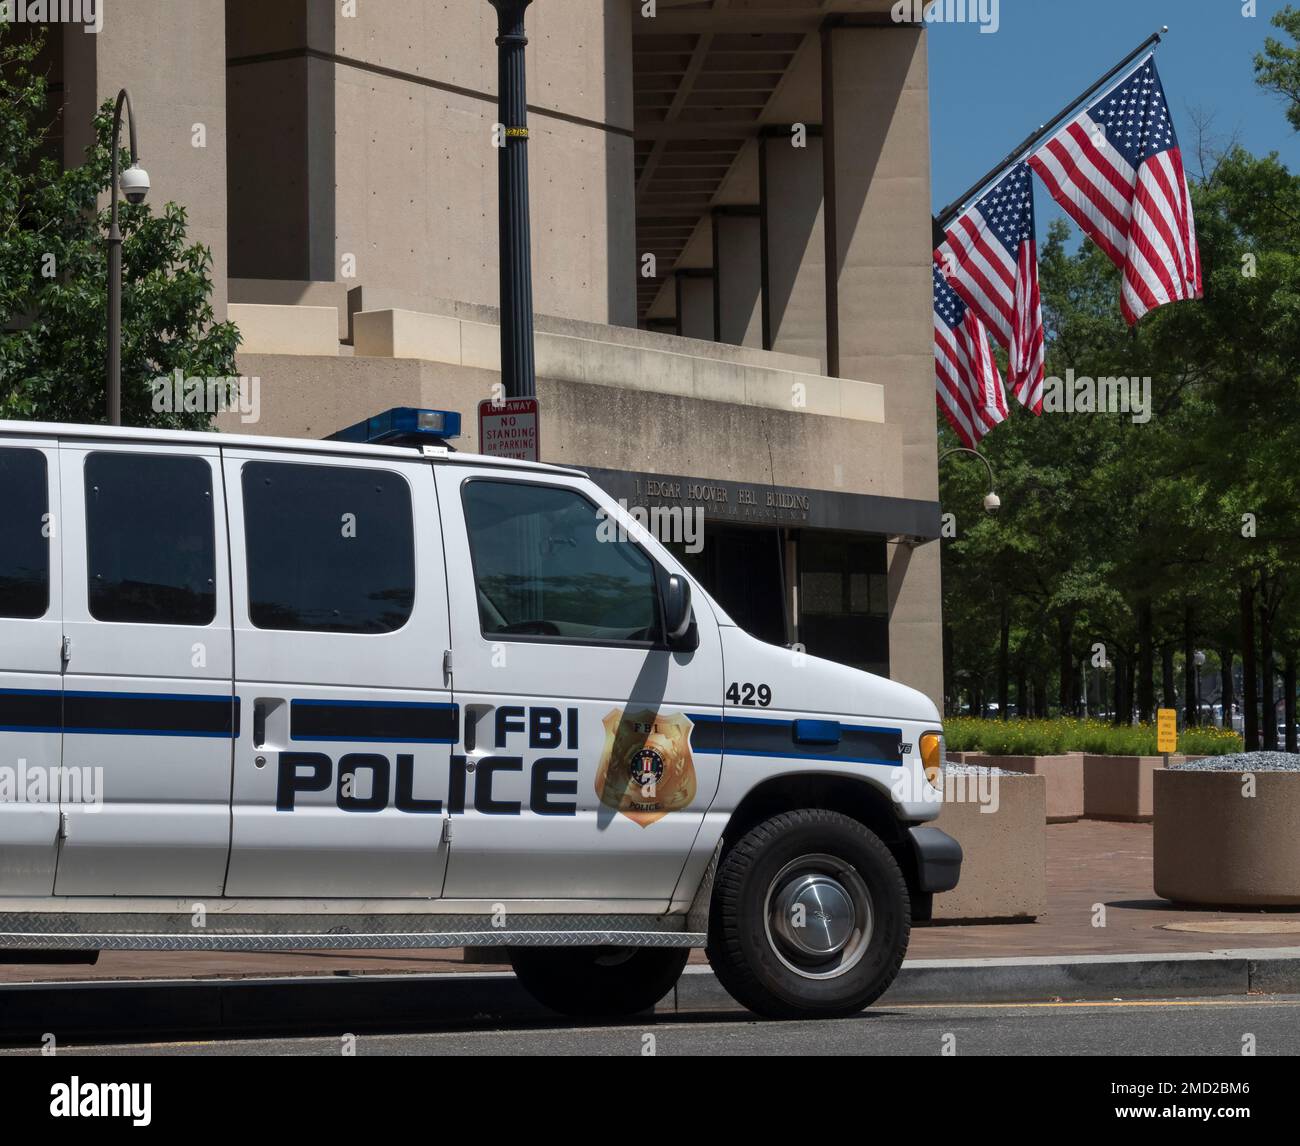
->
[908,819,1300,959]
[3,821,1299,986]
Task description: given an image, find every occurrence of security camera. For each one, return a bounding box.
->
[983,491,1001,513]
[120,163,150,205]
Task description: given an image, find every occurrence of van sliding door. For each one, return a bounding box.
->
[54,442,236,896]
[0,437,62,895]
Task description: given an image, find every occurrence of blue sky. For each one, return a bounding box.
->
[928,0,1300,239]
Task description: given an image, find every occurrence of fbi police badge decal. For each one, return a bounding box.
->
[596,708,697,827]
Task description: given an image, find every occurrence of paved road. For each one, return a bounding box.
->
[4,996,1298,1056]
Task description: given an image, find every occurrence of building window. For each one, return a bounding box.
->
[0,447,50,620]
[242,461,414,634]
[85,453,217,626]
[461,480,660,644]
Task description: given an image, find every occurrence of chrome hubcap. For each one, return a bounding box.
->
[763,854,873,980]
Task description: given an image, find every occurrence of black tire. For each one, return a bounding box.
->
[508,945,690,1018]
[706,809,910,1019]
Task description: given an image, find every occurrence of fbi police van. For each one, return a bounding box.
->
[0,410,960,1020]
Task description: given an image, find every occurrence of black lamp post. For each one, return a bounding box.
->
[489,0,536,399]
[939,446,1000,513]
[107,88,150,426]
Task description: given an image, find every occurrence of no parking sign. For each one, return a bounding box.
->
[477,397,540,462]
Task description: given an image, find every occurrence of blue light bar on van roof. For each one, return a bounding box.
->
[328,407,462,447]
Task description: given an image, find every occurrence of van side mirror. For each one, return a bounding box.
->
[663,574,694,646]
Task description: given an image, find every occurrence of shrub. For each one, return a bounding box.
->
[944,718,1243,757]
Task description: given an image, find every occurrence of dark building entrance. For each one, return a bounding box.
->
[586,465,939,681]
[668,524,890,678]
[796,530,890,677]
[670,523,789,648]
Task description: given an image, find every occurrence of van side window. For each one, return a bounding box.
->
[85,452,217,626]
[242,461,414,634]
[461,480,660,644]
[0,447,50,620]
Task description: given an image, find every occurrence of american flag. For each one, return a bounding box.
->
[934,162,1045,413]
[1028,54,1202,325]
[933,263,1008,449]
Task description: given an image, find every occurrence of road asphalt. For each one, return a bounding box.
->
[6,996,1297,1057]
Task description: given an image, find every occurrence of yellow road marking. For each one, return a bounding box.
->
[891,998,1300,1011]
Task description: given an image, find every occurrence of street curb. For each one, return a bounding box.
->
[2,948,1299,1042]
[867,946,1300,1005]
[672,948,1300,1010]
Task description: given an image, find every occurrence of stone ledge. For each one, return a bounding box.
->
[343,286,824,375]
[351,307,885,423]
[220,354,908,501]
[230,280,350,340]
[228,304,339,357]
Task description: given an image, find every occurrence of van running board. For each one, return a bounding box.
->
[0,912,704,952]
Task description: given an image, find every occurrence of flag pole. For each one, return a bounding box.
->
[932,26,1168,244]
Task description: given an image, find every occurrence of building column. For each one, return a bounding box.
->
[674,269,715,342]
[63,3,229,316]
[823,23,941,705]
[760,128,826,371]
[711,207,762,347]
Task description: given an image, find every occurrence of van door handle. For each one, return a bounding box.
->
[253,701,268,749]
[463,702,494,752]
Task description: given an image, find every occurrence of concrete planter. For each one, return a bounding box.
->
[1154,770,1300,908]
[961,753,1083,822]
[931,772,1047,922]
[1082,754,1173,822]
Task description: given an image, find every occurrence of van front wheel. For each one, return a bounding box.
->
[706,809,910,1019]
[508,945,689,1018]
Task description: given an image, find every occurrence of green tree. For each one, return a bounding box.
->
[1255,3,1300,132]
[0,26,238,426]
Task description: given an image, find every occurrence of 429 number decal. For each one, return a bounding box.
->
[726,682,772,707]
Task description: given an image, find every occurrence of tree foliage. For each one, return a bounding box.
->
[1255,3,1300,132]
[0,25,238,426]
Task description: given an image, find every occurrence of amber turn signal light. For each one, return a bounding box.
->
[920,731,943,787]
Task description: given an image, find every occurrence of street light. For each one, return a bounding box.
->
[107,88,149,427]
[939,446,1000,513]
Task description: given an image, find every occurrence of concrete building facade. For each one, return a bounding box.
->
[38,0,943,704]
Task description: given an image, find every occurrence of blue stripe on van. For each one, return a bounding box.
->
[0,689,239,738]
[686,712,903,767]
[289,699,459,744]
[0,688,61,734]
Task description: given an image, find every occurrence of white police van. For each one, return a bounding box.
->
[0,410,959,1019]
